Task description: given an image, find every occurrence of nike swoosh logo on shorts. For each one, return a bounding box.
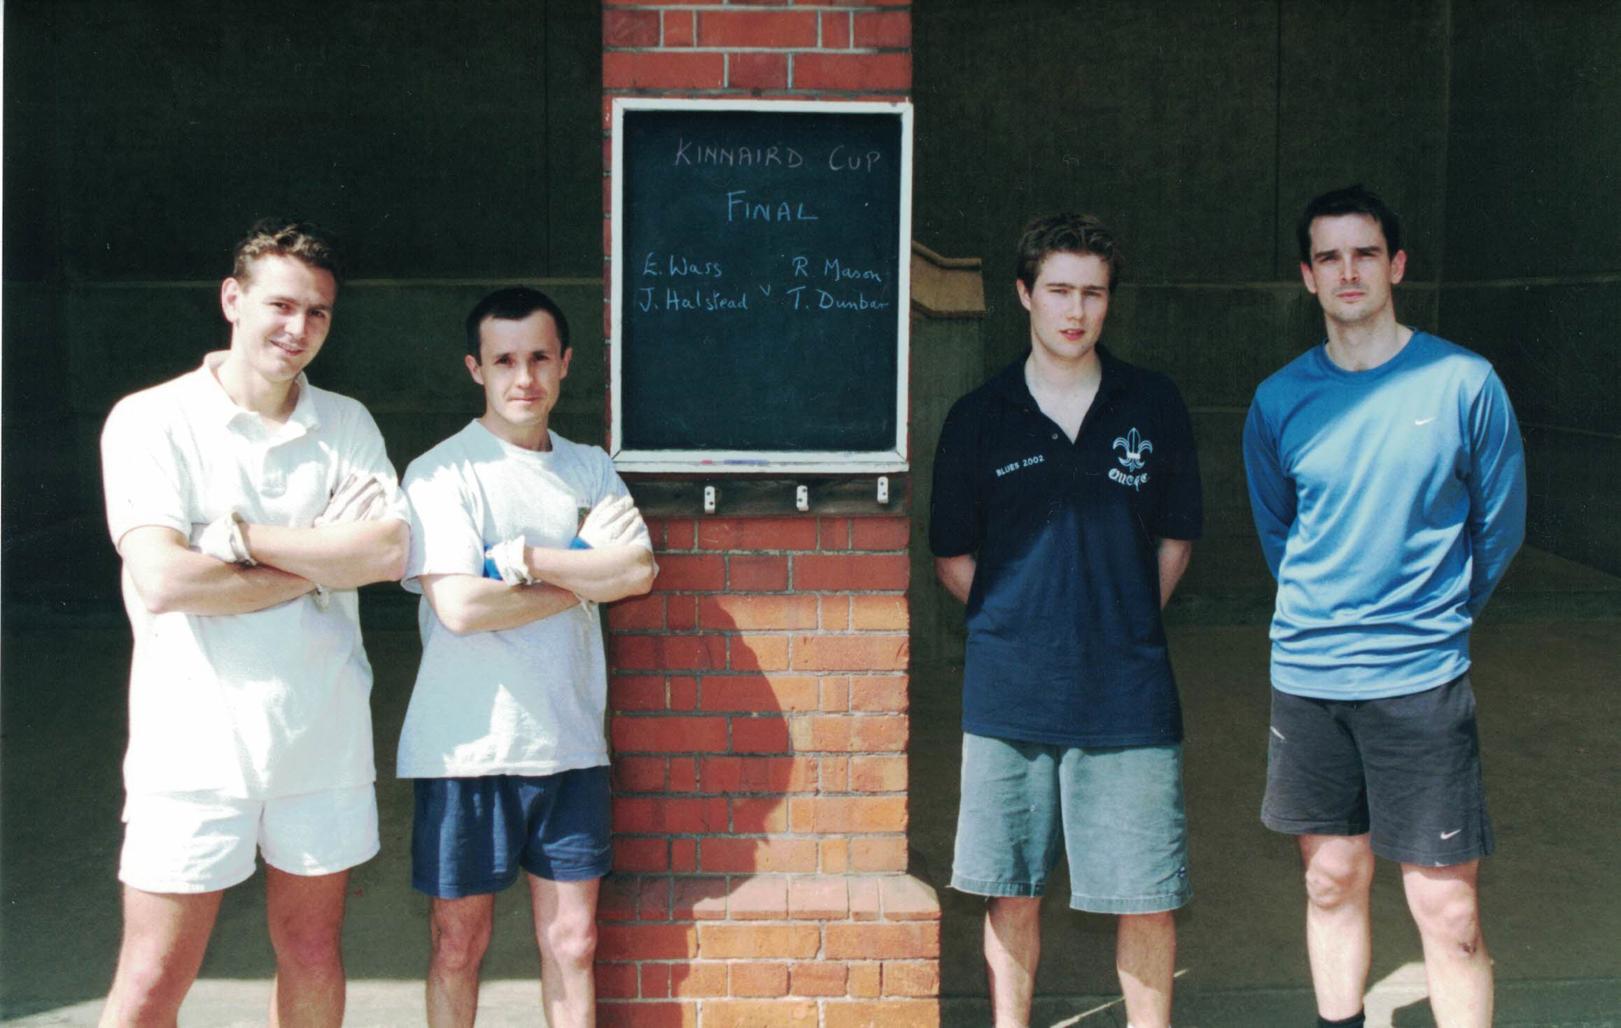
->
[1440,828,1462,840]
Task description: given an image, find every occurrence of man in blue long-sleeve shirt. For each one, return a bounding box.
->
[1243,185,1525,1028]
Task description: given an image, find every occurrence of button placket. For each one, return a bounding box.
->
[259,447,286,498]
[259,418,312,500]
[259,430,287,499]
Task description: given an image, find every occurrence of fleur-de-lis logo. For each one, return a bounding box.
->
[1112,427,1153,471]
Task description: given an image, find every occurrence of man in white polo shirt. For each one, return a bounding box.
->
[98,219,409,1027]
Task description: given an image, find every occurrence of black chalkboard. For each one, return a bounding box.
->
[611,100,911,471]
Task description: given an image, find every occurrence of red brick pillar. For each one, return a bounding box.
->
[600,4,938,1027]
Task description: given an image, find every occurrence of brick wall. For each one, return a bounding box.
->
[600,7,934,1023]
[600,516,938,1025]
[603,3,911,97]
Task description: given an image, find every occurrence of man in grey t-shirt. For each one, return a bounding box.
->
[399,286,655,1028]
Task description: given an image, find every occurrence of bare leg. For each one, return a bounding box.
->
[1300,833,1375,1020]
[1116,911,1175,1028]
[99,886,222,1027]
[1402,861,1492,1027]
[265,867,348,1028]
[984,896,1041,1027]
[529,875,601,1028]
[426,894,495,1028]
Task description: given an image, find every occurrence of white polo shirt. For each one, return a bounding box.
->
[397,422,649,779]
[101,353,408,799]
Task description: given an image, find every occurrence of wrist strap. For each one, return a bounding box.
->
[227,512,257,566]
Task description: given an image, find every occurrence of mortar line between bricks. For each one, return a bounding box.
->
[606,47,909,54]
[605,4,910,10]
[604,90,910,99]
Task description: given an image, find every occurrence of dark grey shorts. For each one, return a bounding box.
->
[1262,673,1493,867]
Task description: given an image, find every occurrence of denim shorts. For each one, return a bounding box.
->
[412,767,612,899]
[951,733,1191,914]
[1262,673,1493,866]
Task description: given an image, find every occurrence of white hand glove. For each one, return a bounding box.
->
[484,537,537,586]
[576,495,645,549]
[315,473,388,526]
[194,512,255,565]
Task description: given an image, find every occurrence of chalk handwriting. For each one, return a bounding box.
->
[641,252,723,278]
[675,138,804,168]
[726,191,818,223]
[785,285,891,312]
[816,289,890,311]
[662,287,750,312]
[828,145,883,172]
[824,258,882,284]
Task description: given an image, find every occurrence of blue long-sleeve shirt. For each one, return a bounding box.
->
[1242,331,1526,700]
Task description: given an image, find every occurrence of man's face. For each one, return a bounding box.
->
[1300,213,1407,327]
[1016,251,1112,365]
[466,310,572,438]
[220,254,337,383]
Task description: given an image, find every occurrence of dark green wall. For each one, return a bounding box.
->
[4,0,601,283]
[913,0,1449,544]
[1439,1,1621,574]
[913,0,1617,574]
[5,0,1617,578]
[913,0,1449,334]
[2,0,603,566]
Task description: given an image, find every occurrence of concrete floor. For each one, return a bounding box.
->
[2,545,1617,1026]
[917,617,1621,1026]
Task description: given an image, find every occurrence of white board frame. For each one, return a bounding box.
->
[610,97,914,474]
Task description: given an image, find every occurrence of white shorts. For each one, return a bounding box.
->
[119,784,379,894]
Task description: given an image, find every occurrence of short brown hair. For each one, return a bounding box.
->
[231,217,342,286]
[1016,213,1123,291]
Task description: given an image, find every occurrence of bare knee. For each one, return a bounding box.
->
[106,886,219,1024]
[431,911,493,975]
[1403,861,1487,958]
[1303,852,1373,912]
[539,915,598,971]
[106,958,194,1024]
[1116,910,1176,963]
[1408,887,1484,955]
[986,896,1042,928]
[271,922,343,973]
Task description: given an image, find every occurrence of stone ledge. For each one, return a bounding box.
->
[910,241,985,319]
[597,873,941,928]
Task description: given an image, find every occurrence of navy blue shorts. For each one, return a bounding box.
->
[411,767,613,898]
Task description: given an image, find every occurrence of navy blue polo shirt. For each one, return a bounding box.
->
[929,348,1202,747]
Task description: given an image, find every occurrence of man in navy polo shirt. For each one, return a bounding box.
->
[931,213,1201,1028]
